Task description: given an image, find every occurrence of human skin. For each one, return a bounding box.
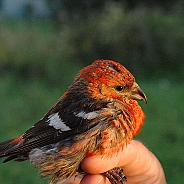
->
[63,140,166,184]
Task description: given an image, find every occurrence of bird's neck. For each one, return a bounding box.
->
[125,100,146,136]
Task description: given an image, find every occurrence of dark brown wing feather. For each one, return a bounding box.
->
[0,93,108,162]
[0,118,75,162]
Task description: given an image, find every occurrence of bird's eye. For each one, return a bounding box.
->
[115,85,124,92]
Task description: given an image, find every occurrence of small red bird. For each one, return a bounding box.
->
[0,60,147,184]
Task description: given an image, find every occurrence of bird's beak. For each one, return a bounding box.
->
[130,82,147,103]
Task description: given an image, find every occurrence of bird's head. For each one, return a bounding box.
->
[78,60,147,104]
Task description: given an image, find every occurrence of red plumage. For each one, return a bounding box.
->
[0,60,147,184]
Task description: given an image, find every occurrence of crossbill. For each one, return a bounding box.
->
[0,60,147,184]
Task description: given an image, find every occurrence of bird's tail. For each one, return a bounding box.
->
[0,136,25,163]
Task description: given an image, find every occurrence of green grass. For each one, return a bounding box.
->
[0,74,183,183]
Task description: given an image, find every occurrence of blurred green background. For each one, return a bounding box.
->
[0,0,184,183]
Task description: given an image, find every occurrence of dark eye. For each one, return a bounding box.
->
[115,85,124,92]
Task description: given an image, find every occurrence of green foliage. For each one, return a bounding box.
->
[0,4,184,83]
[0,19,83,87]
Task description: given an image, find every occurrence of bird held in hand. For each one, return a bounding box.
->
[0,60,147,184]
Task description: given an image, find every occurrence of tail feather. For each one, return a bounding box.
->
[0,139,15,157]
[3,155,18,163]
[0,138,27,162]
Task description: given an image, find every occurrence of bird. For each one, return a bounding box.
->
[0,59,147,184]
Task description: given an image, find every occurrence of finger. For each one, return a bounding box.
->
[81,140,141,174]
[80,174,109,184]
[62,175,83,184]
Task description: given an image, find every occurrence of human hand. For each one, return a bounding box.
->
[63,140,166,184]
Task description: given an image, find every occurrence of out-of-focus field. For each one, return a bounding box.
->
[0,8,184,183]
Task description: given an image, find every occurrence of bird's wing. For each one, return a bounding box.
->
[0,99,108,162]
